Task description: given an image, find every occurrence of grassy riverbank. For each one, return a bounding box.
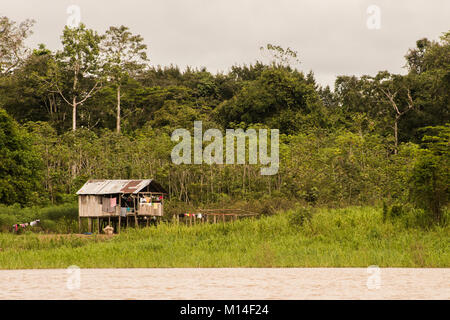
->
[0,206,448,269]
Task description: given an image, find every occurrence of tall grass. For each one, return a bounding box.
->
[0,206,448,269]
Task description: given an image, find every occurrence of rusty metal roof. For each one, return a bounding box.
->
[76,179,167,195]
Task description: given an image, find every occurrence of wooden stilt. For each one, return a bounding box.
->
[213,215,216,224]
[88,218,92,233]
[97,218,100,233]
[134,198,138,228]
[78,217,81,233]
[222,215,225,223]
[118,196,122,234]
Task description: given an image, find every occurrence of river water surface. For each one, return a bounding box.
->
[0,268,448,299]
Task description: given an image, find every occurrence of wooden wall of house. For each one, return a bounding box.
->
[78,195,103,217]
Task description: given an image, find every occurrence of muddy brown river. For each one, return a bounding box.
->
[0,268,448,299]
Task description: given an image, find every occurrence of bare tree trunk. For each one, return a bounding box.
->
[116,84,121,133]
[394,117,399,154]
[72,98,77,132]
[72,67,78,131]
[71,95,78,178]
[380,88,414,155]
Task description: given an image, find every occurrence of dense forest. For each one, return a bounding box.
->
[0,16,448,227]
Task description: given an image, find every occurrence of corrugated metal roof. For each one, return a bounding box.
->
[76,179,166,195]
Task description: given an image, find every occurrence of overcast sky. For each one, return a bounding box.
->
[3,0,449,88]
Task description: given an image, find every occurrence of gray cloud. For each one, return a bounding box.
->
[3,0,449,87]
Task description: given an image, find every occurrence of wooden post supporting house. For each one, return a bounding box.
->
[118,195,121,234]
[134,196,138,228]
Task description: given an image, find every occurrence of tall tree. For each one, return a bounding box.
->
[405,32,450,75]
[216,67,325,134]
[259,43,300,69]
[102,25,148,133]
[0,108,42,205]
[373,72,415,154]
[410,125,449,223]
[51,23,103,131]
[402,32,450,142]
[0,16,34,75]
[2,44,65,125]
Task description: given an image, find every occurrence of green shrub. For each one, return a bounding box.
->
[409,126,449,223]
[384,203,447,229]
[40,204,78,221]
[40,219,56,232]
[382,201,388,222]
[0,214,15,232]
[390,205,404,219]
[288,207,313,228]
[303,187,319,204]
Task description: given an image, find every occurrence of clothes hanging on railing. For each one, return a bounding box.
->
[102,196,116,213]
